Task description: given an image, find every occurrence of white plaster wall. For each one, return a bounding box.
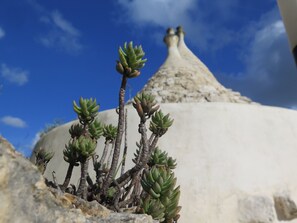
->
[32,103,297,223]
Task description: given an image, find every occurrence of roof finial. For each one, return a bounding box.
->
[137,27,254,104]
[176,25,185,36]
[163,27,179,48]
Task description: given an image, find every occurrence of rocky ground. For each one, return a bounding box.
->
[0,136,157,223]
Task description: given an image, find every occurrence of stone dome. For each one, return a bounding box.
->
[139,26,254,104]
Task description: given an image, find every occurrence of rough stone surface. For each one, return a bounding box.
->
[238,195,275,223]
[274,192,297,220]
[0,136,156,223]
[138,28,255,104]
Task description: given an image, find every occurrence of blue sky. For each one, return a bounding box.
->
[0,0,296,157]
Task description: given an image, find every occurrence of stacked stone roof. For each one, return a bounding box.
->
[138,27,254,104]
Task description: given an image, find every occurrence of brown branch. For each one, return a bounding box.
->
[114,123,150,186]
[113,179,123,212]
[99,141,110,167]
[121,108,128,175]
[118,198,134,208]
[149,135,159,155]
[107,140,115,168]
[101,76,127,196]
[61,163,75,191]
[77,158,89,199]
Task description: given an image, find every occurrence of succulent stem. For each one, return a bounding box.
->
[99,141,110,167]
[77,158,89,199]
[102,75,127,195]
[61,163,75,190]
[121,108,128,175]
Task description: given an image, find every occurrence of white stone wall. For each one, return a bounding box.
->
[32,103,297,223]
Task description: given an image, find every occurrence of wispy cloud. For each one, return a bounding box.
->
[27,0,83,54]
[219,7,297,108]
[39,10,83,54]
[1,63,29,86]
[116,0,238,51]
[1,116,27,128]
[0,27,5,39]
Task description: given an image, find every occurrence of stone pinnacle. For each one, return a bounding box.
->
[138,27,255,104]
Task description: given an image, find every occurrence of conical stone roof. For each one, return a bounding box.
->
[139,27,254,104]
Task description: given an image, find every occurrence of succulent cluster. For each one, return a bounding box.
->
[140,153,181,222]
[37,41,181,221]
[69,136,97,159]
[89,120,104,140]
[68,98,102,160]
[98,124,117,171]
[73,97,99,125]
[103,124,117,142]
[133,93,160,123]
[63,144,79,166]
[69,124,85,139]
[63,97,103,198]
[34,148,54,174]
[148,147,177,169]
[149,110,174,137]
[116,42,147,78]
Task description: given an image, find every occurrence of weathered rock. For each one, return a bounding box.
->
[0,136,156,223]
[274,192,297,220]
[238,195,275,223]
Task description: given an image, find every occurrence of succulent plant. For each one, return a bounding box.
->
[62,143,80,190]
[141,167,175,199]
[106,187,117,199]
[69,123,85,139]
[73,97,99,125]
[34,148,54,174]
[103,124,117,142]
[140,160,181,222]
[148,147,176,170]
[163,186,181,222]
[148,147,167,167]
[71,135,97,199]
[166,156,177,170]
[89,119,104,140]
[116,41,147,78]
[54,41,181,218]
[139,196,166,222]
[63,143,80,166]
[149,110,174,137]
[132,148,140,164]
[133,93,159,122]
[35,148,54,164]
[71,136,97,159]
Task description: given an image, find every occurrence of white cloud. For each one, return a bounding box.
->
[116,0,238,51]
[1,64,29,86]
[1,116,27,128]
[39,10,83,54]
[0,27,5,39]
[219,8,297,108]
[51,11,79,36]
[117,0,195,26]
